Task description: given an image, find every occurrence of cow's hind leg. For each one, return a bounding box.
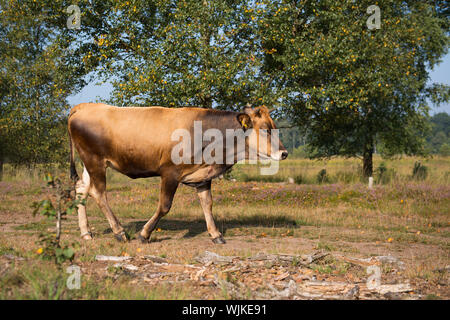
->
[196,181,225,244]
[138,176,178,243]
[75,166,92,240]
[88,166,127,242]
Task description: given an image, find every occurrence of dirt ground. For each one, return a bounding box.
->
[0,170,449,299]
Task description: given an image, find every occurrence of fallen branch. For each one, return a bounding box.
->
[248,251,329,266]
[373,283,413,295]
[195,251,236,265]
[95,255,132,262]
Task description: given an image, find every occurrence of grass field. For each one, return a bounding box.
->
[0,156,449,299]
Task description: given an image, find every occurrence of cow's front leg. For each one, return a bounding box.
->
[196,181,225,244]
[138,176,178,243]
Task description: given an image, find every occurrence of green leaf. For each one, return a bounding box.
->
[63,248,74,259]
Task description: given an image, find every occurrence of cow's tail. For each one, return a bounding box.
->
[69,131,79,182]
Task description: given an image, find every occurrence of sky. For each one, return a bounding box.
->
[68,53,450,115]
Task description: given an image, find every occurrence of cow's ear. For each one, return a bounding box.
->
[237,113,252,131]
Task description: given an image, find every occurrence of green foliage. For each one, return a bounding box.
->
[378,161,388,174]
[439,143,450,156]
[1,0,448,175]
[291,145,312,158]
[316,169,329,184]
[278,122,304,152]
[70,0,275,109]
[375,162,397,184]
[294,174,307,184]
[430,113,450,137]
[31,173,81,265]
[412,161,428,180]
[34,233,76,265]
[0,0,89,168]
[222,168,235,181]
[259,0,449,175]
[426,112,450,154]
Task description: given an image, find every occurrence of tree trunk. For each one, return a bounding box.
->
[0,158,3,181]
[363,142,374,178]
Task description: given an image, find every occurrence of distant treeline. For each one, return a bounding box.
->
[281,112,450,157]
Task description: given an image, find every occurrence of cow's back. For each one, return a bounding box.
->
[68,103,239,179]
[69,103,190,177]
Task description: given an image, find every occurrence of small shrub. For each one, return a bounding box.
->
[222,167,234,180]
[412,161,428,180]
[31,173,80,266]
[377,162,388,176]
[376,162,396,184]
[316,169,329,183]
[294,174,306,184]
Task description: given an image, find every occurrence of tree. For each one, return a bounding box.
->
[430,131,447,152]
[427,112,450,153]
[440,143,450,156]
[0,0,89,176]
[431,112,450,137]
[258,0,449,176]
[71,0,277,110]
[277,120,304,152]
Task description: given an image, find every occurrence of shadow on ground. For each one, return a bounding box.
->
[102,215,299,239]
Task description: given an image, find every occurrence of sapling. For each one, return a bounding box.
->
[31,173,81,266]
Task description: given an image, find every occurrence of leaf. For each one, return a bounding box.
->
[63,248,74,259]
[55,247,63,256]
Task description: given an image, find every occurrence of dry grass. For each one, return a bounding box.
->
[233,155,450,185]
[0,156,449,299]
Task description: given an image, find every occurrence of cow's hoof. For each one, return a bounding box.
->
[212,236,226,244]
[80,232,93,240]
[137,234,150,244]
[114,231,128,242]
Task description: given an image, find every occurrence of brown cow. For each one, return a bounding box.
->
[68,103,288,244]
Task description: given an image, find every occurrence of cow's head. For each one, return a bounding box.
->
[237,105,288,161]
